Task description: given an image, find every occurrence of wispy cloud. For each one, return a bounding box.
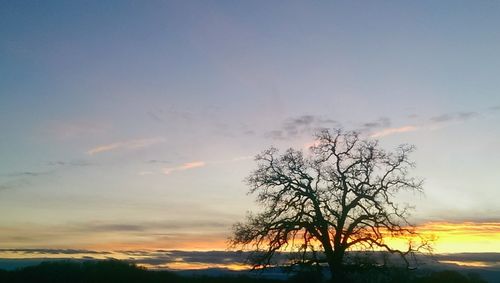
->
[45,120,111,141]
[47,160,92,167]
[366,108,491,138]
[1,170,52,192]
[0,249,111,255]
[0,184,12,191]
[212,156,253,163]
[163,161,206,175]
[7,171,48,177]
[147,159,171,164]
[457,111,478,120]
[265,115,337,140]
[362,117,391,131]
[370,125,418,138]
[161,156,252,175]
[147,108,193,124]
[87,137,165,155]
[430,112,478,124]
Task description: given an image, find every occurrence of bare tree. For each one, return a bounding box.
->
[230,129,431,282]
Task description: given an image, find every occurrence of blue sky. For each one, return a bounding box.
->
[1,1,500,252]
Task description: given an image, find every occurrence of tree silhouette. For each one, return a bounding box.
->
[230,129,431,282]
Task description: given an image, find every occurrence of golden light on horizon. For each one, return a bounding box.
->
[140,262,251,271]
[84,221,500,254]
[1,221,498,268]
[417,222,500,253]
[379,221,500,254]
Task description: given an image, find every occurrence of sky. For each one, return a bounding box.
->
[1,0,500,262]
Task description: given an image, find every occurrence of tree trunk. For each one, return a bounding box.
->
[328,259,348,283]
[328,249,346,283]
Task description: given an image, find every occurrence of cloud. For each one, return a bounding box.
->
[147,108,193,125]
[161,156,252,175]
[303,140,322,149]
[268,109,485,142]
[181,161,206,169]
[227,156,253,162]
[369,125,418,138]
[265,115,337,140]
[0,249,110,255]
[0,181,24,192]
[264,130,285,140]
[163,161,206,175]
[129,250,249,266]
[408,114,418,119]
[87,143,122,155]
[0,184,12,191]
[0,219,234,252]
[44,120,111,141]
[7,171,47,177]
[147,159,171,164]
[457,111,478,120]
[83,224,147,232]
[47,160,92,167]
[430,114,454,123]
[430,112,479,124]
[361,117,391,131]
[365,109,482,138]
[1,170,52,192]
[87,137,166,155]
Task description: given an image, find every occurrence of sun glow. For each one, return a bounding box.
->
[416,222,500,253]
[355,222,500,254]
[81,221,500,254]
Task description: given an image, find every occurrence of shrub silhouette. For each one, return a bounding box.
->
[0,260,181,283]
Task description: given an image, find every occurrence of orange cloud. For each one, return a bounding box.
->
[86,232,228,252]
[370,125,418,138]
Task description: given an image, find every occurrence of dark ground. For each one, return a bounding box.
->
[0,259,495,283]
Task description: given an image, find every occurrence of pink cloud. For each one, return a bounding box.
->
[161,156,252,175]
[164,161,206,175]
[370,126,418,138]
[303,140,321,149]
[87,138,165,155]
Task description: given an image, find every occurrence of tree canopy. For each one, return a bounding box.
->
[230,129,431,282]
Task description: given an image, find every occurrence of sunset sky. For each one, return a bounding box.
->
[1,0,500,261]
